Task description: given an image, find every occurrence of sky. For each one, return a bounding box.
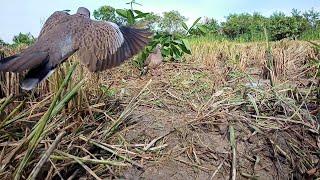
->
[0,0,319,43]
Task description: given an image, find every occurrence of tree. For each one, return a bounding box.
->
[12,33,35,45]
[136,12,162,31]
[159,10,187,34]
[93,5,126,25]
[303,8,320,28]
[268,12,310,40]
[202,17,220,34]
[291,8,302,18]
[221,13,266,40]
[0,39,7,46]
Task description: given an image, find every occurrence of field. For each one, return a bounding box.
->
[0,39,319,179]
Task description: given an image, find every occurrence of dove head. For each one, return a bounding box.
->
[155,44,162,52]
[77,7,90,18]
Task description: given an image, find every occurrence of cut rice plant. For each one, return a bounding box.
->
[13,63,83,180]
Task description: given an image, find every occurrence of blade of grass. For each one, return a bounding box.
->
[55,150,102,180]
[210,159,225,180]
[52,150,128,167]
[0,100,25,129]
[102,79,152,139]
[80,136,143,168]
[264,26,275,87]
[0,94,13,115]
[50,79,85,118]
[27,131,65,180]
[14,63,78,180]
[247,94,260,116]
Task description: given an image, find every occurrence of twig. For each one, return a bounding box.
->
[229,125,237,180]
[67,169,80,180]
[210,159,225,180]
[250,115,315,129]
[174,158,211,172]
[57,151,102,180]
[52,150,128,167]
[79,136,143,168]
[27,131,65,180]
[143,132,171,151]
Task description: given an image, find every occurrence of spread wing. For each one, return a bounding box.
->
[74,21,152,72]
[39,11,70,38]
[0,11,72,73]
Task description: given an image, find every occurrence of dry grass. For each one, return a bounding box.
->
[0,39,319,179]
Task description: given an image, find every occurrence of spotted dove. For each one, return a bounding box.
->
[0,7,152,90]
[143,44,163,74]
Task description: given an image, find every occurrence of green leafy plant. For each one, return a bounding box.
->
[133,32,192,69]
[182,17,208,36]
[112,0,192,69]
[115,0,150,25]
[116,9,149,25]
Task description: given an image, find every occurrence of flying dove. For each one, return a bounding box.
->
[0,7,152,90]
[143,44,163,75]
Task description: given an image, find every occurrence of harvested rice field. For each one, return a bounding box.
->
[0,39,319,179]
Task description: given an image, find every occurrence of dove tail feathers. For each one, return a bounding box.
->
[0,52,49,72]
[21,60,55,91]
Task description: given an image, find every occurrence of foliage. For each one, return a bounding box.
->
[268,12,310,40]
[93,4,320,42]
[107,1,192,69]
[221,13,266,41]
[0,39,8,46]
[202,17,220,34]
[93,5,126,25]
[182,17,209,36]
[213,9,320,42]
[93,4,159,31]
[136,12,162,31]
[134,32,192,69]
[115,9,149,26]
[159,10,187,34]
[303,8,320,28]
[12,33,35,46]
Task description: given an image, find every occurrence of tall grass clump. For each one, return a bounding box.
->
[301,29,320,40]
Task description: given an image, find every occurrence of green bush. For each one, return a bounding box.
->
[268,12,311,40]
[12,33,35,46]
[221,13,267,41]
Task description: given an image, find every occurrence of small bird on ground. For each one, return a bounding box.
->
[0,7,152,90]
[143,44,163,76]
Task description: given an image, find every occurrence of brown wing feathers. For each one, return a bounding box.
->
[91,26,152,72]
[121,27,150,54]
[0,7,152,90]
[0,52,49,72]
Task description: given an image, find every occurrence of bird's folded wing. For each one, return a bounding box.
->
[75,21,152,72]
